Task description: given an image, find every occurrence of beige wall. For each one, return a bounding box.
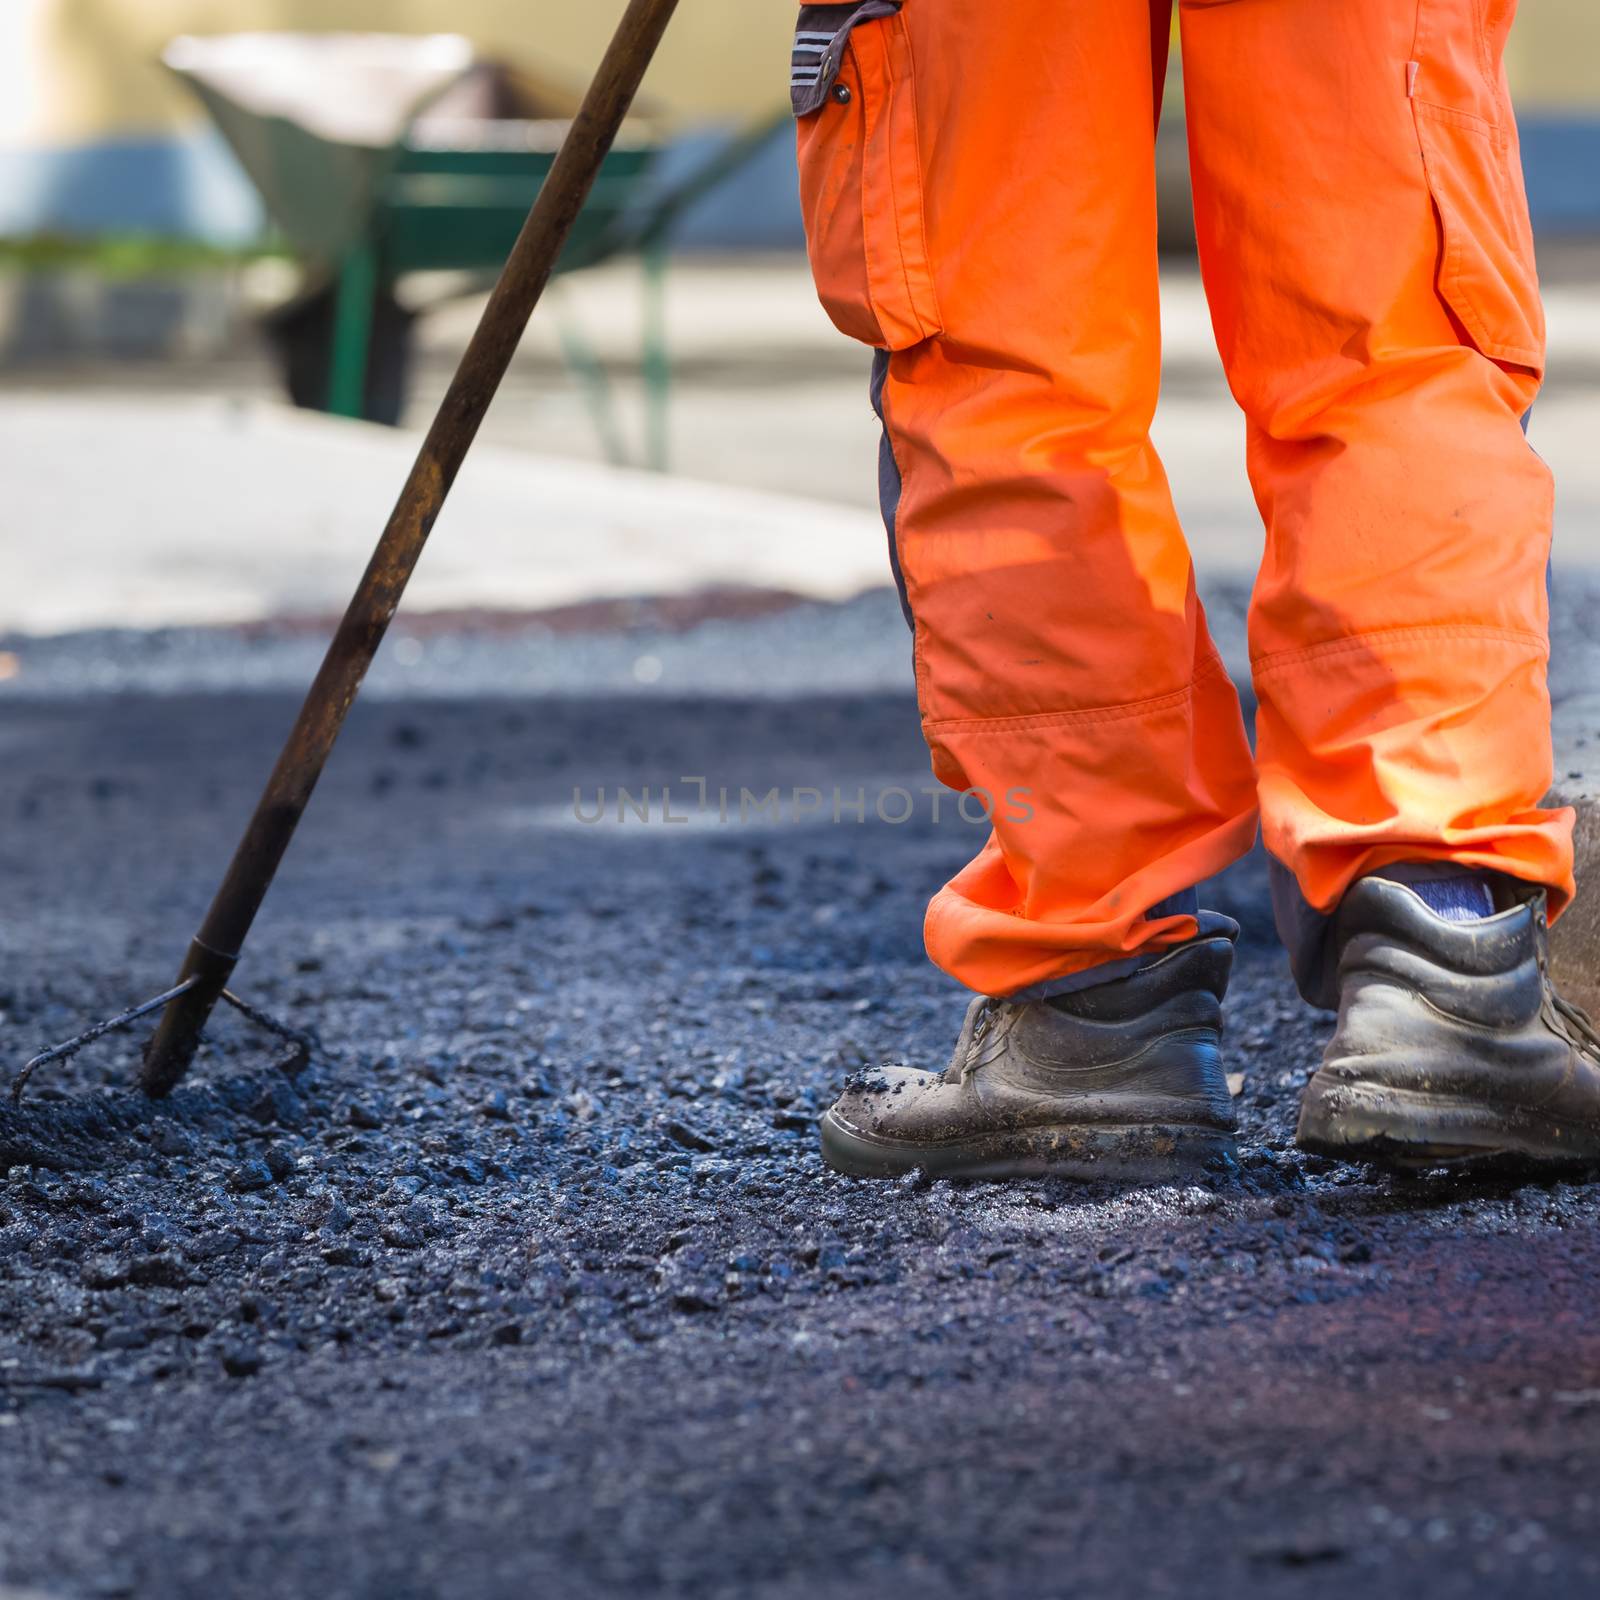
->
[0,0,796,151]
[4,0,1595,153]
[1506,0,1600,108]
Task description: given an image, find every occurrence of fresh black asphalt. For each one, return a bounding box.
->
[2,640,1598,1597]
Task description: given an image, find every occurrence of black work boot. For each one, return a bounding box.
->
[1296,875,1600,1169]
[818,926,1239,1181]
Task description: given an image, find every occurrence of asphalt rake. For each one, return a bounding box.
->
[10,0,682,1104]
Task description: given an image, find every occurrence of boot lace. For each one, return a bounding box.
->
[958,997,1003,1085]
[1535,910,1600,1060]
[1549,990,1600,1060]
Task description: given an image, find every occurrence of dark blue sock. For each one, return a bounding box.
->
[1374,864,1494,922]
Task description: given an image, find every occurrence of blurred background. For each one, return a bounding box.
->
[0,0,1597,648]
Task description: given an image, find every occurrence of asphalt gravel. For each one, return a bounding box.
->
[2,666,1599,1598]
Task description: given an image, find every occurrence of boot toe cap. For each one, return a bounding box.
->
[826,1065,944,1138]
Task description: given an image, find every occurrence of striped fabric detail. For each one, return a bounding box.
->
[790,2,901,115]
[791,31,837,88]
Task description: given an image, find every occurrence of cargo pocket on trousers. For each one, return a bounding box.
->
[792,2,942,350]
[1412,96,1545,374]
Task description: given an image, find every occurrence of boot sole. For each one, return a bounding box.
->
[1297,1072,1600,1172]
[819,1110,1236,1183]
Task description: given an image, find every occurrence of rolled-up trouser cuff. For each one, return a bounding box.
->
[1011,900,1241,1002]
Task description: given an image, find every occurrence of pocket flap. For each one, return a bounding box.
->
[1413,98,1544,373]
[791,1,902,116]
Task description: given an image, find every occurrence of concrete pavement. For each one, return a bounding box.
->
[0,393,887,635]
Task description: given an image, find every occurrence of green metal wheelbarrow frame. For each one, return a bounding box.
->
[329,108,789,468]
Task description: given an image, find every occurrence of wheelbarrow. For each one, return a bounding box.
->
[164,32,786,468]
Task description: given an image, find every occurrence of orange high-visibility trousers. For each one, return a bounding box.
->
[793,0,1572,997]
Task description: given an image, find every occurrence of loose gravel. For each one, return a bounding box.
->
[2,677,1598,1598]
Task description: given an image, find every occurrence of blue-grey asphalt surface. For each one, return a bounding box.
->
[2,595,1599,1598]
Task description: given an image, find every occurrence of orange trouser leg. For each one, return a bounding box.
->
[1178,0,1573,969]
[794,0,1259,998]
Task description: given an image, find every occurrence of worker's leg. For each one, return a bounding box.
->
[793,0,1258,999]
[1178,0,1573,993]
